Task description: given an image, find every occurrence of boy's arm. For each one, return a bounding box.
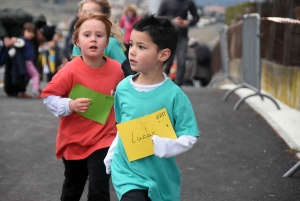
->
[152,135,197,158]
[104,132,119,174]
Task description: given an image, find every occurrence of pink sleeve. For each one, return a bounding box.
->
[119,15,125,28]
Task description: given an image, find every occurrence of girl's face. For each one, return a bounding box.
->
[127,10,134,19]
[80,2,101,16]
[24,30,35,40]
[76,18,108,59]
[128,30,161,73]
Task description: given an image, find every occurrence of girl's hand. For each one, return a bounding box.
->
[69,98,91,113]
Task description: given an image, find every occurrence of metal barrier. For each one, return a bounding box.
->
[283,161,300,177]
[209,25,240,87]
[223,13,280,111]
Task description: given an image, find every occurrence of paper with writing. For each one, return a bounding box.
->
[68,84,114,124]
[117,108,177,161]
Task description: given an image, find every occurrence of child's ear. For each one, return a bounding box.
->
[75,40,80,49]
[159,49,171,62]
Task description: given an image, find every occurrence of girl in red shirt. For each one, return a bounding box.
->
[41,13,123,201]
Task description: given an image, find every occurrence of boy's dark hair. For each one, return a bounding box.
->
[133,13,179,61]
[23,22,36,33]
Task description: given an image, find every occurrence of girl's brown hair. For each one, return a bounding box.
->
[23,22,36,33]
[73,12,112,45]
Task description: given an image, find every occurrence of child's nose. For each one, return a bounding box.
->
[91,34,97,41]
[129,46,135,56]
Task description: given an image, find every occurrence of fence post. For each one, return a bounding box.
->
[209,25,240,87]
[222,13,280,111]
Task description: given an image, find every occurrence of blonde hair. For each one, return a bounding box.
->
[78,0,111,17]
[124,4,138,17]
[76,0,124,50]
[111,23,125,50]
[73,12,112,45]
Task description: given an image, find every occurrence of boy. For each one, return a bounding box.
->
[104,13,199,201]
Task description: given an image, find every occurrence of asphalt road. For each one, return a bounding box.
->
[0,84,299,201]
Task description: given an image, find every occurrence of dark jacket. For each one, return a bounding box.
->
[194,43,211,67]
[0,8,47,64]
[0,8,47,95]
[157,0,200,38]
[11,48,28,87]
[64,16,78,61]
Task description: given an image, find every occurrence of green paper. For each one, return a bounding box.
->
[68,84,114,124]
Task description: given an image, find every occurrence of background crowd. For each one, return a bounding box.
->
[0,0,214,99]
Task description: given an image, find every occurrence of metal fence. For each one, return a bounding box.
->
[209,25,240,87]
[241,14,261,90]
[222,13,280,111]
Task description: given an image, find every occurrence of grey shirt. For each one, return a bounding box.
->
[157,0,200,38]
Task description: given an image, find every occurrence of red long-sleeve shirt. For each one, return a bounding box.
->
[42,57,124,160]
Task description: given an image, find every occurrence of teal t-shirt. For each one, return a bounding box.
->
[72,36,126,64]
[111,76,199,201]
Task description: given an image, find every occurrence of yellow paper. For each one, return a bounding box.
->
[117,108,177,162]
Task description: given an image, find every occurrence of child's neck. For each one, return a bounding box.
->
[82,56,105,68]
[134,71,165,85]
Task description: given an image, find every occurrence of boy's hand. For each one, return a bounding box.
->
[152,135,197,158]
[152,135,174,158]
[69,98,91,113]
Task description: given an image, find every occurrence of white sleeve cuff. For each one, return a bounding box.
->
[43,96,73,117]
[104,132,119,174]
[152,135,197,158]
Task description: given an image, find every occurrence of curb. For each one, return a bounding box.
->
[220,84,300,160]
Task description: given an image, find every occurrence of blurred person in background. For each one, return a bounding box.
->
[40,32,63,82]
[64,9,80,61]
[184,37,212,87]
[72,0,134,77]
[119,4,140,59]
[0,8,55,98]
[157,0,200,87]
[12,22,43,99]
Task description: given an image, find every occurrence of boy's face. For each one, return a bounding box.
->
[24,30,35,40]
[76,18,108,59]
[129,30,164,73]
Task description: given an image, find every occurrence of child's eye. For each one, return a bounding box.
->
[129,43,133,47]
[97,34,103,38]
[84,34,90,37]
[139,45,145,50]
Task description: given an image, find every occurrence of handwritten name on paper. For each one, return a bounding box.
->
[131,132,155,143]
[117,108,177,161]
